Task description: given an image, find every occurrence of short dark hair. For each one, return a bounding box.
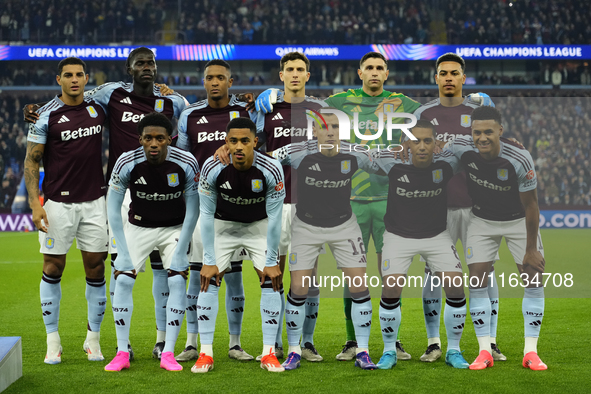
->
[226,117,256,136]
[58,57,86,75]
[280,52,310,71]
[126,47,155,71]
[360,52,387,69]
[204,59,231,74]
[137,112,173,136]
[471,106,502,125]
[412,119,437,138]
[436,52,465,73]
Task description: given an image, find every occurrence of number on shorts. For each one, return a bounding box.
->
[347,237,366,256]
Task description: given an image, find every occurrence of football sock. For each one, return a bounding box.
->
[379,298,401,353]
[423,271,442,344]
[469,287,491,354]
[285,290,306,348]
[185,263,201,348]
[302,286,319,346]
[343,285,355,341]
[163,272,186,353]
[350,290,372,350]
[260,277,281,350]
[197,281,219,347]
[488,270,500,340]
[85,277,107,332]
[151,256,169,334]
[523,287,544,355]
[444,297,467,352]
[224,262,245,346]
[113,273,135,352]
[40,272,61,334]
[276,285,285,347]
[109,256,117,303]
[200,344,213,357]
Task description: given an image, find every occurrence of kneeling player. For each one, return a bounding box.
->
[272,111,377,370]
[372,120,469,369]
[105,113,200,372]
[192,117,285,373]
[447,106,546,370]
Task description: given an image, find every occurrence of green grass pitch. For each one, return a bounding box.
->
[1,229,590,393]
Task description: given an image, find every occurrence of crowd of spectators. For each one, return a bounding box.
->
[0,90,590,212]
[498,96,591,207]
[176,0,431,45]
[2,0,591,46]
[0,0,165,44]
[446,0,591,45]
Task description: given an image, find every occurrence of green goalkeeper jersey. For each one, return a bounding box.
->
[325,88,421,201]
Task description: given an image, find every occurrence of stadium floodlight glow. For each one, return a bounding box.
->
[306,108,418,141]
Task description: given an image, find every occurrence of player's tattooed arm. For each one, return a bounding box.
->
[24,141,48,232]
[520,189,545,273]
[22,102,47,123]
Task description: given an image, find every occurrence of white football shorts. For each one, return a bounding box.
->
[39,197,108,255]
[382,229,462,276]
[465,214,544,265]
[289,214,367,272]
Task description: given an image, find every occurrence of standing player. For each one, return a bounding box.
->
[105,113,199,372]
[192,117,285,373]
[25,47,189,359]
[25,57,108,364]
[255,52,326,361]
[271,111,378,371]
[176,59,257,362]
[324,52,420,361]
[446,106,546,371]
[413,53,505,362]
[371,120,469,370]
[255,52,420,360]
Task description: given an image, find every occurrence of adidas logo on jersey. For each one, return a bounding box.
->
[308,163,321,171]
[468,162,479,170]
[397,174,410,183]
[58,115,70,123]
[197,116,208,124]
[120,97,132,104]
[350,105,362,112]
[272,112,283,120]
[220,181,232,189]
[430,118,439,125]
[135,176,147,185]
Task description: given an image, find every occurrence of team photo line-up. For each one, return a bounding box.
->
[23,46,546,374]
